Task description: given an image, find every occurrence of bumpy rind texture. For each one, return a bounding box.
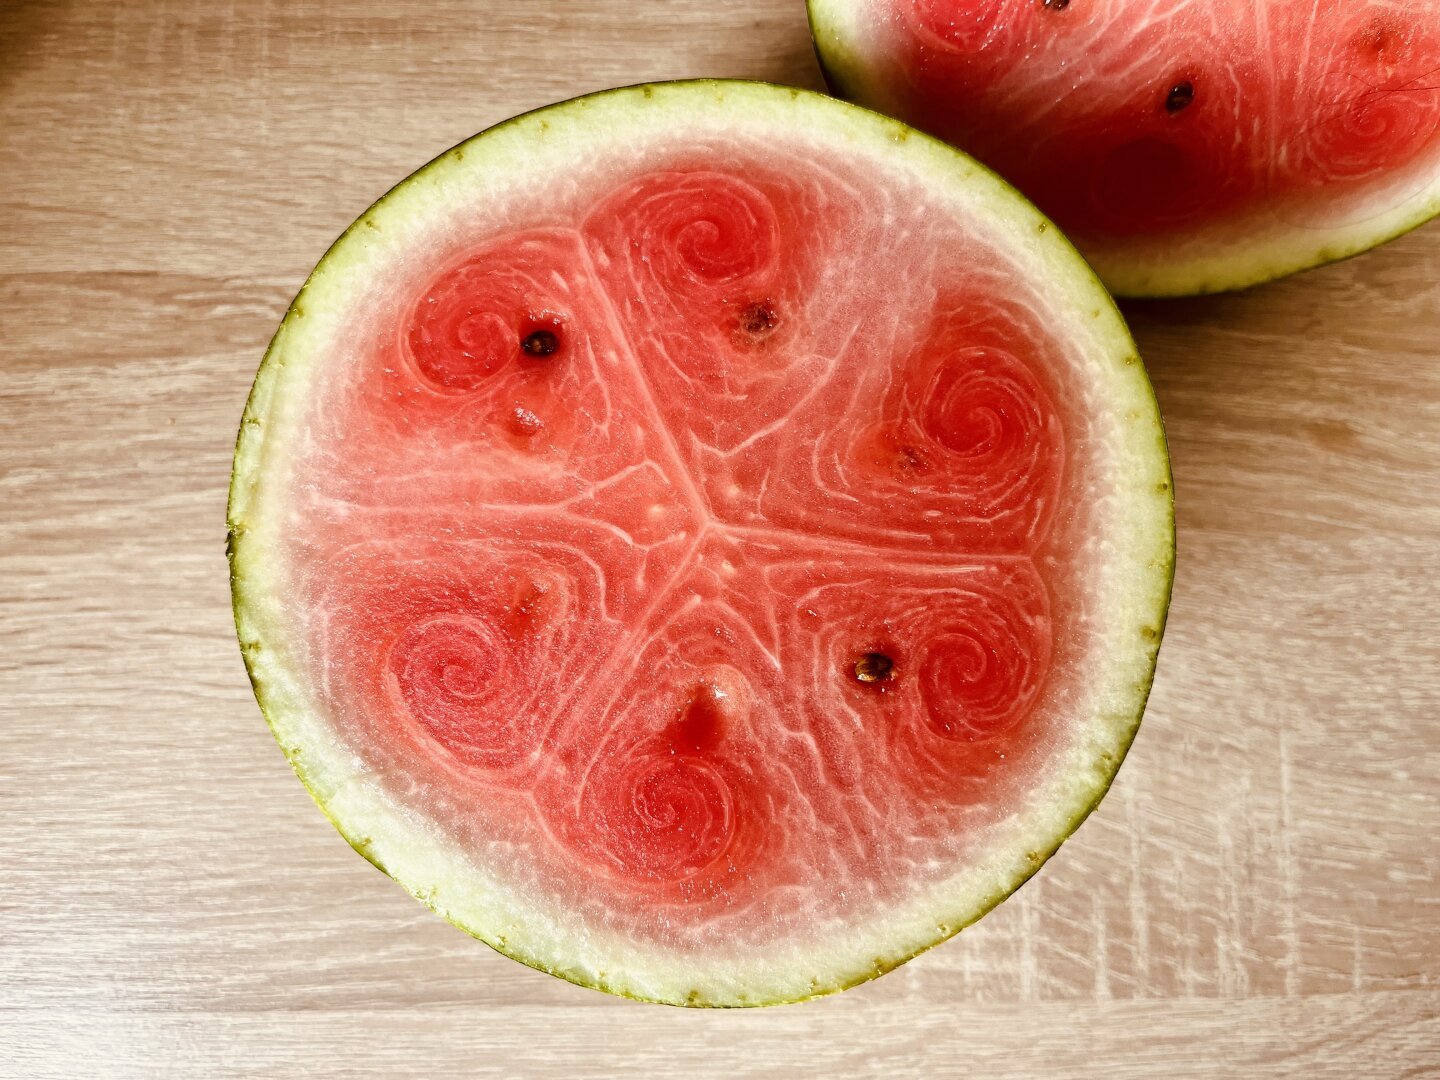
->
[807,0,1440,297]
[228,80,1174,1007]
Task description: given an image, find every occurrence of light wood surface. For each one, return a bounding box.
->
[3,2,1437,1076]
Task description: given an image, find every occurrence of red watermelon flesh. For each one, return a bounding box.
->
[229,83,1172,1005]
[810,0,1440,295]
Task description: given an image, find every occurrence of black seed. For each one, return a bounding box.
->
[854,652,895,684]
[520,329,559,357]
[1043,0,1070,10]
[1165,81,1195,113]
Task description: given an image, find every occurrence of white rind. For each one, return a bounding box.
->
[807,0,1440,297]
[229,80,1173,1006]
[1092,171,1440,296]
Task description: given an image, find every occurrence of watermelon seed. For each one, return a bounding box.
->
[521,328,560,357]
[738,299,780,336]
[1042,0,1069,10]
[854,652,895,683]
[897,445,930,474]
[1165,81,1195,114]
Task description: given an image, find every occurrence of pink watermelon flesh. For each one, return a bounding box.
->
[313,162,1072,912]
[231,83,1171,1004]
[810,0,1440,294]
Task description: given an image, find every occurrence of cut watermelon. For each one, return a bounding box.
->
[809,0,1440,295]
[229,81,1173,1006]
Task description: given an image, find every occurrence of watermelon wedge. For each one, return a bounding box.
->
[229,81,1173,1006]
[809,0,1440,296]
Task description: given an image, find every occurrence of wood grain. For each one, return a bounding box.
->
[2,1,1437,1075]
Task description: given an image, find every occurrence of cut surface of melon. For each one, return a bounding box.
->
[229,80,1173,1006]
[810,0,1440,295]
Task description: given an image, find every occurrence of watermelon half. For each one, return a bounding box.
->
[229,81,1173,1006]
[809,0,1440,296]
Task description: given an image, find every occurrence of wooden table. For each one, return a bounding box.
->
[4,2,1437,1075]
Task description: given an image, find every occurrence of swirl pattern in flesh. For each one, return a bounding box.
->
[387,612,524,767]
[296,520,673,798]
[576,723,743,886]
[538,606,782,912]
[308,228,697,525]
[284,148,1086,947]
[582,160,876,456]
[883,0,1440,243]
[708,278,1068,552]
[1275,7,1440,214]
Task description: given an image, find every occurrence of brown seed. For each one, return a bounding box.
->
[521,328,559,357]
[854,652,895,683]
[1043,0,1070,10]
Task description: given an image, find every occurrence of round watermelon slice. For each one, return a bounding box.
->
[229,81,1173,1006]
[809,0,1440,296]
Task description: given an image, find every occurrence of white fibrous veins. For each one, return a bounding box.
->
[886,0,1440,240]
[281,137,1102,949]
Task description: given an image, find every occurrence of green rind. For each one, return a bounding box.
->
[1096,194,1440,297]
[228,79,1174,1007]
[806,0,1440,298]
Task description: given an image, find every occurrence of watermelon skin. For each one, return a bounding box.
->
[808,0,1440,296]
[229,81,1174,1006]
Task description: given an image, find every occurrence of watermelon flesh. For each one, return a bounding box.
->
[230,82,1172,1004]
[809,0,1440,295]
